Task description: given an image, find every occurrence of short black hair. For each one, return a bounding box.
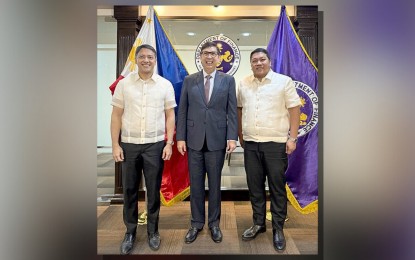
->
[201,41,220,54]
[250,48,270,60]
[135,44,157,58]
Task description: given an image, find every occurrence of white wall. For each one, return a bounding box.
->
[97,44,116,147]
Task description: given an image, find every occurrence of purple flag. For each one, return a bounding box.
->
[267,6,318,214]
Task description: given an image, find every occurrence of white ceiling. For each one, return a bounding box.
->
[98,17,280,47]
[98,6,292,46]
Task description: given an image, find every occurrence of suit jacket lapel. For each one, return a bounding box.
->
[196,72,207,105]
[209,72,223,104]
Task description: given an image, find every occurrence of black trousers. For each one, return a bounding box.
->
[187,142,225,229]
[243,141,288,231]
[120,141,164,235]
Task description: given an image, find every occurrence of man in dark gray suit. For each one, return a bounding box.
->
[176,41,238,244]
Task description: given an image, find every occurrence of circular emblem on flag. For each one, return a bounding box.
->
[195,34,241,75]
[294,81,318,137]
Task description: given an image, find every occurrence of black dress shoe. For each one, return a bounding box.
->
[185,227,202,244]
[148,232,161,251]
[120,233,136,255]
[273,229,286,251]
[241,225,266,241]
[210,226,223,243]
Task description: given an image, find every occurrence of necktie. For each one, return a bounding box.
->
[204,75,211,103]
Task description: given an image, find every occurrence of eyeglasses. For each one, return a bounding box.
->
[201,51,218,57]
[137,55,155,61]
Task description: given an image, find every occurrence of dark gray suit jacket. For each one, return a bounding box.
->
[176,71,238,151]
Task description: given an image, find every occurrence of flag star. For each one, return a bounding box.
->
[147,18,152,23]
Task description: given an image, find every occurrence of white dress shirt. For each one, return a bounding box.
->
[237,70,301,143]
[203,70,217,100]
[112,73,177,144]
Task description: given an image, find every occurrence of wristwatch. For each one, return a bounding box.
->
[166,140,174,145]
[288,137,298,143]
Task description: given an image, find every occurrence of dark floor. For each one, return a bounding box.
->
[97,201,318,255]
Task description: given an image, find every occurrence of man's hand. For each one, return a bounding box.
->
[177,141,187,156]
[112,145,124,162]
[239,139,244,149]
[226,140,237,153]
[162,143,173,160]
[286,141,297,155]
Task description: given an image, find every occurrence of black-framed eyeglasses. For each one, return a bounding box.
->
[202,51,218,57]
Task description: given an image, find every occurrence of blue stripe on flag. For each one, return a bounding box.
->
[154,12,189,115]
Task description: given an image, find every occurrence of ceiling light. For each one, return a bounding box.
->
[241,32,251,37]
[187,32,195,36]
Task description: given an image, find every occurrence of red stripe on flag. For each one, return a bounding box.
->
[161,130,190,206]
[109,75,125,96]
